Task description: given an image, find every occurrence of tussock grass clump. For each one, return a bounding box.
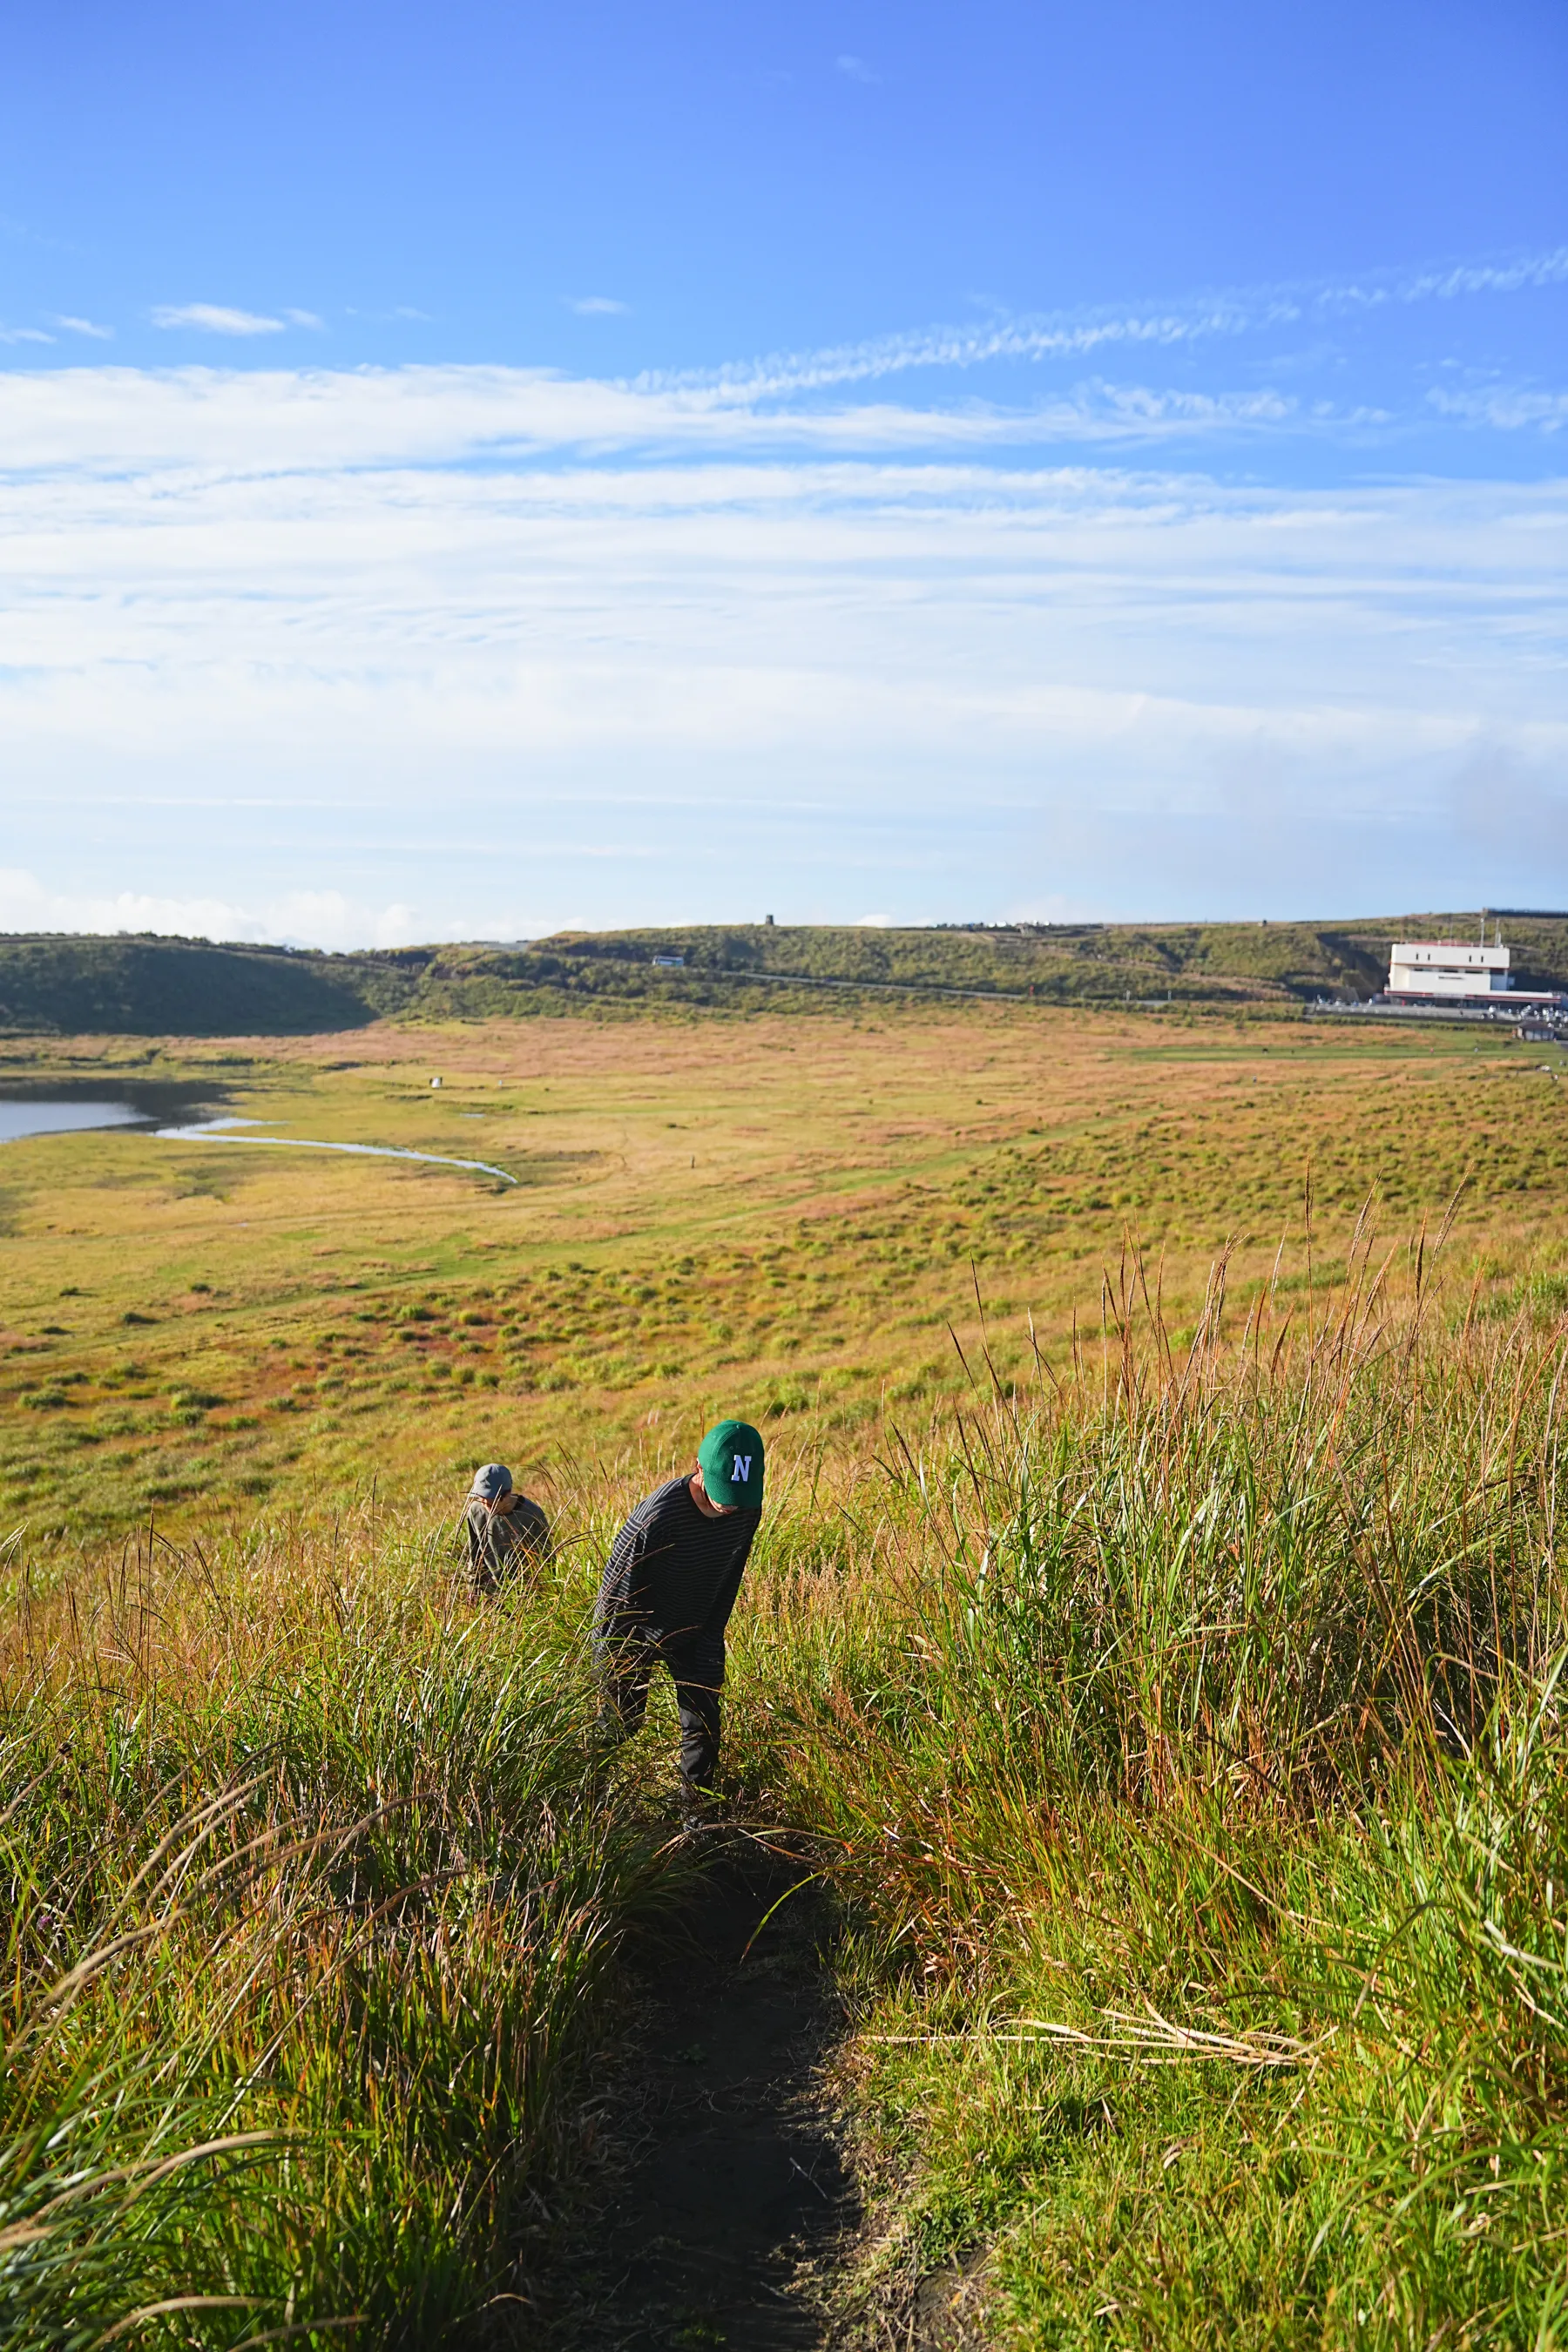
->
[0,1509,675,2349]
[736,1249,1568,2345]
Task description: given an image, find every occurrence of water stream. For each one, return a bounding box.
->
[156,1116,519,1185]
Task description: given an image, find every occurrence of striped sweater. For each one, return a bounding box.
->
[595,1474,760,1674]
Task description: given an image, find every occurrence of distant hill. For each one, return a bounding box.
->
[4,916,1568,1036]
[0,936,399,1036]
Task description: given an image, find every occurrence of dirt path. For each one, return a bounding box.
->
[535,1830,856,2350]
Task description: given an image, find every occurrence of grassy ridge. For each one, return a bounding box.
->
[8,913,1568,1035]
[0,937,392,1037]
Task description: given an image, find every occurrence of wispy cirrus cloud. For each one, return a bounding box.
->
[0,345,1562,941]
[53,314,113,340]
[1326,248,1568,310]
[152,301,322,335]
[637,244,1568,406]
[0,237,1562,943]
[567,294,630,316]
[1429,382,1568,432]
[0,362,1370,476]
[0,441,1561,940]
[835,53,878,83]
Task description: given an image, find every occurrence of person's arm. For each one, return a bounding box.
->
[497,1496,549,1567]
[511,1496,551,1559]
[597,1497,658,1625]
[465,1499,501,1593]
[693,1517,760,1650]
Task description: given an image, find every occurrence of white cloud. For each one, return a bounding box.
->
[567,295,630,316]
[835,53,878,83]
[152,303,290,336]
[1,240,1561,477]
[1429,382,1568,432]
[1083,382,1295,427]
[1326,247,1568,311]
[0,360,1409,483]
[0,409,1558,806]
[54,314,113,340]
[0,868,419,951]
[0,256,1562,938]
[0,325,53,345]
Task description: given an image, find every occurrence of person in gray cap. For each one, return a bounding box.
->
[463,1463,551,1597]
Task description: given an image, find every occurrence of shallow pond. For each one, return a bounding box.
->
[0,1088,516,1184]
[0,1083,221,1144]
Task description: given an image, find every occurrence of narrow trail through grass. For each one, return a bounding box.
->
[534,1832,855,2350]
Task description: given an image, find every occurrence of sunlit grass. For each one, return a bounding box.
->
[7,1006,1568,2342]
[728,1247,1568,2348]
[1,1494,705,2349]
[3,1009,1566,1542]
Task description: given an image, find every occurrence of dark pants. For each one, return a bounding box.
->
[595,1618,722,1787]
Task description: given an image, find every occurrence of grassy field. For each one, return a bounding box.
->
[6,999,1568,2347]
[1,1492,698,2348]
[1,1004,1565,1541]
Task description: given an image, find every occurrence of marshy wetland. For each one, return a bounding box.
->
[6,998,1568,2348]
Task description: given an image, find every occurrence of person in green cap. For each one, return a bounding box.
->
[593,1418,765,1792]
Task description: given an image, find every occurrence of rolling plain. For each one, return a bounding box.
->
[6,993,1568,2349]
[2,1002,1563,1535]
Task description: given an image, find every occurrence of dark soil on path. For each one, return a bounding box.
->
[531,1828,858,2351]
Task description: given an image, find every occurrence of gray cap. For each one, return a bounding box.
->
[470,1463,513,1502]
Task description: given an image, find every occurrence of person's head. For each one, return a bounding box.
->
[470,1463,514,1512]
[693,1420,765,1514]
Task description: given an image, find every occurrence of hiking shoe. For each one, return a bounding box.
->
[676,1776,714,1828]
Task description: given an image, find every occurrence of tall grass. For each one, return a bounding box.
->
[0,1504,679,2349]
[10,1224,1568,2347]
[733,1245,1568,2345]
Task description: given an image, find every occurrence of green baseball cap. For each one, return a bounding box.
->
[698,1418,765,1509]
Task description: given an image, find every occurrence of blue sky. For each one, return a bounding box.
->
[2,0,1565,944]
